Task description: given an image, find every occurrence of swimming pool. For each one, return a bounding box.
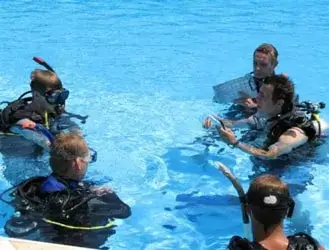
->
[0,1,328,249]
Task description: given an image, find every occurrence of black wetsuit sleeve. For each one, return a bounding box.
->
[90,192,131,219]
[228,236,264,250]
[288,233,320,250]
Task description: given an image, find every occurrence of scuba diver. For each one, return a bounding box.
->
[204,74,327,160]
[226,173,324,250]
[1,133,131,249]
[0,57,86,150]
[213,43,281,119]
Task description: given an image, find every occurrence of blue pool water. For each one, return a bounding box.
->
[0,1,329,249]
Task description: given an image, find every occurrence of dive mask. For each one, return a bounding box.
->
[88,147,98,163]
[46,88,70,105]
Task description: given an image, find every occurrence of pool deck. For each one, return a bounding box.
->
[0,236,93,250]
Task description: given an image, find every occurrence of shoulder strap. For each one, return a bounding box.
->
[265,116,292,147]
[228,236,266,250]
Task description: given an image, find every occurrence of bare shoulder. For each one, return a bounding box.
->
[278,127,308,145]
[282,127,306,137]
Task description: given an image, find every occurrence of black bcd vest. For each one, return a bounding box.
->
[264,111,317,149]
[0,91,56,132]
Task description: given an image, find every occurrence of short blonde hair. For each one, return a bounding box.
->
[30,69,62,94]
[50,133,88,177]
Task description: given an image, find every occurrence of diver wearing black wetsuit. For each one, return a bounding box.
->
[2,133,131,249]
[0,57,82,137]
[5,175,131,248]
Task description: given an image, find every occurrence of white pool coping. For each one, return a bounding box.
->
[0,236,94,250]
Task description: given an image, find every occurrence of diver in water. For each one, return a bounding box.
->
[0,57,84,150]
[205,75,327,160]
[235,43,279,109]
[228,174,324,250]
[213,43,280,119]
[2,133,131,249]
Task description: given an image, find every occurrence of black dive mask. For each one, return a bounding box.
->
[45,88,70,105]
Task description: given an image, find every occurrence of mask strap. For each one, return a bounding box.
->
[287,199,295,218]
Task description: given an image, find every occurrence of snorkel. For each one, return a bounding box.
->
[32,56,70,107]
[216,162,250,239]
[216,162,296,241]
[24,57,96,161]
[33,56,56,73]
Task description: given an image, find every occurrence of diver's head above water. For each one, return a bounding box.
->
[253,43,278,79]
[50,133,91,181]
[30,69,62,95]
[228,173,323,249]
[256,74,294,117]
[30,69,69,112]
[246,174,294,242]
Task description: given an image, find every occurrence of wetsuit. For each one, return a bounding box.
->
[263,110,317,149]
[0,91,81,150]
[0,91,57,132]
[5,174,131,249]
[228,234,320,250]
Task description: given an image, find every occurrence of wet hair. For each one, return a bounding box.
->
[254,43,279,66]
[30,69,62,94]
[49,133,88,177]
[247,175,294,231]
[263,74,295,113]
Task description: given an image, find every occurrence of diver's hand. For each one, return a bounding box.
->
[202,115,233,129]
[91,186,113,196]
[234,98,257,109]
[202,114,223,129]
[202,117,213,129]
[234,91,257,108]
[217,127,238,145]
[19,119,36,129]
